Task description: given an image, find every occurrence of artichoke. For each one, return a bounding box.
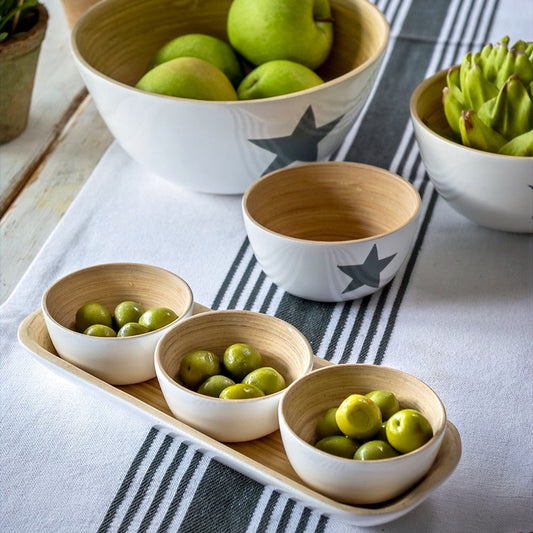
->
[442,36,533,156]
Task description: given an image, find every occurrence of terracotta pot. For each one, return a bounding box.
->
[61,0,101,28]
[0,3,48,144]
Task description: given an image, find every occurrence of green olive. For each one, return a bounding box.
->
[315,435,359,459]
[335,394,382,441]
[197,375,235,397]
[83,324,116,337]
[219,383,265,399]
[114,301,145,329]
[116,322,149,337]
[365,390,400,421]
[178,350,221,390]
[374,422,389,443]
[353,440,399,460]
[138,307,178,331]
[242,366,286,395]
[223,343,262,381]
[386,409,433,454]
[316,407,343,439]
[75,302,113,332]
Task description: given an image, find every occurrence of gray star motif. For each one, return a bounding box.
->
[249,105,344,176]
[338,244,396,293]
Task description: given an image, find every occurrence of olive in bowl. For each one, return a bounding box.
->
[278,364,448,505]
[41,263,194,385]
[154,309,314,442]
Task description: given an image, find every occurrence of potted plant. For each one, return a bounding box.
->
[0,0,48,143]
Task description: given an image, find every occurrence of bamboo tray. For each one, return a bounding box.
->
[18,303,461,527]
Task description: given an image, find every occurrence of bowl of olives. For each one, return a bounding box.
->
[278,364,448,505]
[154,309,314,442]
[41,263,194,385]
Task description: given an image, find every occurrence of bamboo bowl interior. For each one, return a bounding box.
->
[73,0,389,89]
[43,263,193,332]
[156,310,314,393]
[281,364,447,447]
[244,162,421,242]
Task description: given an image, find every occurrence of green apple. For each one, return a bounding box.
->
[237,60,324,99]
[135,57,237,101]
[150,33,244,87]
[227,0,334,70]
[335,394,382,440]
[386,409,434,454]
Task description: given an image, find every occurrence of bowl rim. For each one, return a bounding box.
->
[154,309,315,403]
[41,262,195,341]
[70,0,390,105]
[242,161,422,244]
[409,67,533,161]
[279,363,447,464]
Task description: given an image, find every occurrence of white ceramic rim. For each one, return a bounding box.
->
[41,262,195,341]
[279,363,447,465]
[69,0,390,105]
[409,67,533,162]
[242,161,422,245]
[154,309,315,403]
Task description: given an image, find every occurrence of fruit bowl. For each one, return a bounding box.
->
[410,69,533,233]
[278,364,450,505]
[41,263,194,385]
[70,0,389,194]
[154,309,314,442]
[242,161,421,302]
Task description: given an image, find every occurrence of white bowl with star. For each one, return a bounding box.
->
[70,0,389,194]
[242,162,421,302]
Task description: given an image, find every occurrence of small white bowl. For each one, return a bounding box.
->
[410,69,533,233]
[41,263,194,385]
[154,309,314,442]
[70,0,389,194]
[242,161,421,302]
[278,364,448,505]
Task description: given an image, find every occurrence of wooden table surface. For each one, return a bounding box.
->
[0,0,114,304]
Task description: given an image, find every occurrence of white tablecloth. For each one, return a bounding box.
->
[1,0,532,531]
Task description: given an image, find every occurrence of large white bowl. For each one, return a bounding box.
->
[70,0,389,194]
[410,69,533,233]
[41,263,194,385]
[242,162,421,302]
[278,364,448,505]
[154,309,314,442]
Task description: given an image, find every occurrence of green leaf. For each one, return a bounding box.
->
[499,129,533,156]
[459,110,507,153]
